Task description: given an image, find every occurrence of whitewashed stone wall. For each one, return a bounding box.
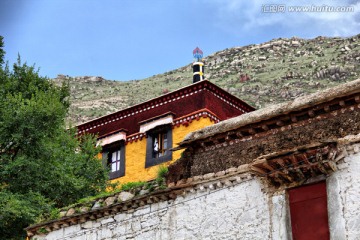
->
[32,152,360,240]
[327,151,360,240]
[33,176,279,240]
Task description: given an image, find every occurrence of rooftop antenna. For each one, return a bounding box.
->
[192,47,205,83]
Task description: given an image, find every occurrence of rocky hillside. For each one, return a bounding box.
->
[53,34,360,125]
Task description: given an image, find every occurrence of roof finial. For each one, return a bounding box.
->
[193,47,203,62]
[192,47,205,83]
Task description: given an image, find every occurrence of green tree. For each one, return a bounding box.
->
[0,36,4,67]
[0,37,108,239]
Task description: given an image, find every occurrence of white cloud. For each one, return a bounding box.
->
[207,0,360,38]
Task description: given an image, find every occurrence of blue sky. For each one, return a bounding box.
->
[1,0,359,80]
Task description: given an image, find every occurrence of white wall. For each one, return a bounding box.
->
[33,176,276,240]
[32,151,360,240]
[327,151,360,240]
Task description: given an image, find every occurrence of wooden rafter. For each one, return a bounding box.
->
[250,144,339,187]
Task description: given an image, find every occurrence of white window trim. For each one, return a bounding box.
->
[139,115,173,133]
[97,131,127,147]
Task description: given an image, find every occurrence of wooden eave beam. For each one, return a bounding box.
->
[288,155,299,167]
[269,172,284,185]
[233,132,242,139]
[316,162,329,175]
[324,160,337,172]
[308,110,315,117]
[250,165,268,175]
[324,105,331,112]
[290,115,298,123]
[261,125,269,131]
[276,120,284,127]
[248,128,256,135]
[262,162,275,171]
[293,167,306,180]
[355,95,360,103]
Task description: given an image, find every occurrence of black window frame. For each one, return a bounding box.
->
[102,140,126,179]
[145,124,172,168]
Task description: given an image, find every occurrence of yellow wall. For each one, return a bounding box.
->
[110,117,213,185]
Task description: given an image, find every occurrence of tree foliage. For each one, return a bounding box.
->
[0,37,108,239]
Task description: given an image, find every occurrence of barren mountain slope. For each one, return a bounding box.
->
[53,34,360,125]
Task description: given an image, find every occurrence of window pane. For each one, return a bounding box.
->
[111,162,117,172]
[163,135,168,150]
[110,150,122,172]
[153,136,159,158]
[111,152,117,163]
[153,137,159,151]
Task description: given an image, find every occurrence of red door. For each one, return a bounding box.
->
[288,181,330,240]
